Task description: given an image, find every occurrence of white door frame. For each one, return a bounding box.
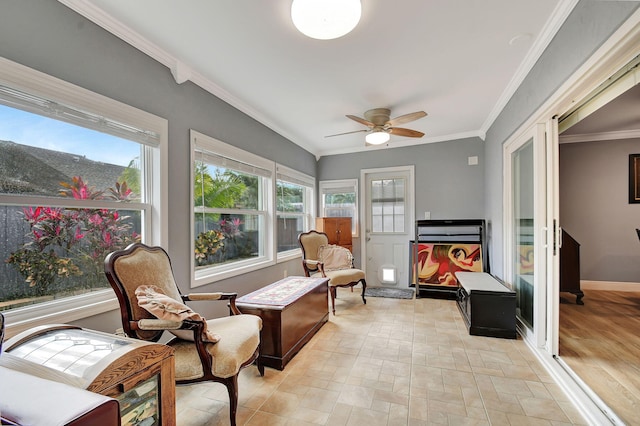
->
[501,9,640,425]
[360,166,415,283]
[503,123,548,348]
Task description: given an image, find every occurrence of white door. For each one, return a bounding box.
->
[361,166,415,288]
[503,123,549,347]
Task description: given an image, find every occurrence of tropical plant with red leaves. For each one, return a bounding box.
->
[6,176,140,296]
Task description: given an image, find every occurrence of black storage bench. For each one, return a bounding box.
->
[455,271,516,339]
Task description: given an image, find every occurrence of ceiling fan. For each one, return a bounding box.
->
[325,108,427,145]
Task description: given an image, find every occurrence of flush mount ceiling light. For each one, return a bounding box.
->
[365,130,390,145]
[291,0,362,40]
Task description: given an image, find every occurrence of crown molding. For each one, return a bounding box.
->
[57,0,318,157]
[58,0,175,66]
[480,0,579,135]
[559,128,640,144]
[317,129,485,158]
[58,0,546,159]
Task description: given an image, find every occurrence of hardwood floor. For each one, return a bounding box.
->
[559,289,640,425]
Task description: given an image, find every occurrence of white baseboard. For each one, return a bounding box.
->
[580,280,640,291]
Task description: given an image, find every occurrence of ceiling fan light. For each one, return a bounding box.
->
[291,0,361,40]
[365,131,390,145]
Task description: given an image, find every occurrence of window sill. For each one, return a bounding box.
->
[193,257,276,288]
[2,289,119,339]
[277,248,302,263]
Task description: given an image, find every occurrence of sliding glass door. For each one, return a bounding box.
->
[504,124,549,346]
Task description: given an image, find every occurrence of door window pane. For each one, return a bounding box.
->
[371,178,405,233]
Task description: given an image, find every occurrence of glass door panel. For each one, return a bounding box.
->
[512,139,535,330]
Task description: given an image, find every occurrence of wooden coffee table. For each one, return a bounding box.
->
[236,276,329,370]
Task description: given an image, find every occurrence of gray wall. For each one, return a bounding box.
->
[318,137,486,267]
[0,0,315,326]
[560,139,640,282]
[483,0,640,279]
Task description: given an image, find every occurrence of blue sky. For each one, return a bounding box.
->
[0,104,139,167]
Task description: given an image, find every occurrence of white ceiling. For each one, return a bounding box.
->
[61,0,575,157]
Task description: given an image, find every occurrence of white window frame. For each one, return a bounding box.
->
[0,56,168,337]
[191,130,275,287]
[319,179,359,237]
[276,164,315,262]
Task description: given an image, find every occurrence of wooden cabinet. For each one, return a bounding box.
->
[236,276,329,370]
[315,217,352,251]
[455,272,516,339]
[3,324,176,425]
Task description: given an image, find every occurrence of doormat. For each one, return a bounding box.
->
[364,287,415,299]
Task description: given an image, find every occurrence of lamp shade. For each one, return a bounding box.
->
[365,131,390,145]
[291,0,361,40]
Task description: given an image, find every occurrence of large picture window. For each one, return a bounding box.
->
[0,57,167,333]
[192,130,274,285]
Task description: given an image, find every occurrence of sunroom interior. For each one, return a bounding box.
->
[1,1,640,425]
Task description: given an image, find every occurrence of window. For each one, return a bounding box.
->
[191,130,274,286]
[0,57,167,332]
[319,179,358,236]
[371,177,405,233]
[276,165,314,257]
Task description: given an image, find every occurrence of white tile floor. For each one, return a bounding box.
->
[175,290,587,425]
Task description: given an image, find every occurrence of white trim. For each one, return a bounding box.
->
[502,8,640,425]
[318,179,359,237]
[190,130,276,287]
[0,56,168,328]
[58,0,317,157]
[192,130,274,172]
[523,338,615,426]
[559,57,640,133]
[0,55,168,248]
[510,10,640,143]
[546,116,561,356]
[503,123,547,350]
[0,56,165,141]
[194,256,275,284]
[276,249,302,264]
[559,128,640,143]
[275,163,315,259]
[59,0,576,158]
[276,164,314,187]
[3,290,119,339]
[317,130,486,158]
[580,280,640,291]
[359,165,415,280]
[480,0,579,135]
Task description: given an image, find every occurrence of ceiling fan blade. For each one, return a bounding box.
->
[386,111,427,127]
[324,129,368,138]
[389,127,424,138]
[346,114,375,127]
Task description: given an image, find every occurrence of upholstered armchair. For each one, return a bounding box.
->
[104,243,263,426]
[298,230,366,314]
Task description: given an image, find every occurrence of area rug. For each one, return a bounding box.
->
[364,287,415,299]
